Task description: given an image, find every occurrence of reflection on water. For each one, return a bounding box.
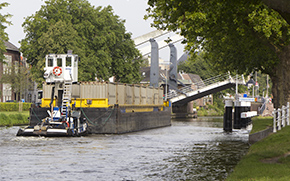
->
[0,117,249,180]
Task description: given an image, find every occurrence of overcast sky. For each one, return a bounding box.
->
[2,0,185,61]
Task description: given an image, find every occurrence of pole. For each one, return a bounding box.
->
[266,75,269,98]
[273,109,276,133]
[287,102,290,125]
[165,67,167,101]
[235,74,238,100]
[255,71,258,97]
[252,86,254,98]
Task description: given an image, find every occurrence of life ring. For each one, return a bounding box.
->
[53,66,62,76]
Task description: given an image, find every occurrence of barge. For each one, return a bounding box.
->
[17,52,171,136]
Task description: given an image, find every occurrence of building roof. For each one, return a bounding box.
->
[4,41,19,52]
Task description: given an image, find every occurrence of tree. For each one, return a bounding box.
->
[1,62,32,101]
[21,0,142,84]
[146,0,290,108]
[0,2,11,62]
[178,51,216,80]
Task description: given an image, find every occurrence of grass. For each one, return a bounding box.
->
[0,111,30,127]
[250,116,273,134]
[227,122,290,181]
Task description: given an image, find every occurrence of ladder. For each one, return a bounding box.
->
[61,81,72,116]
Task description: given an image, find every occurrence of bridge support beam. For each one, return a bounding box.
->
[234,101,251,129]
[224,100,233,132]
[171,101,196,118]
[149,38,159,88]
[169,43,177,89]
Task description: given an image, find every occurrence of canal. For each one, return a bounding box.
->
[0,117,249,180]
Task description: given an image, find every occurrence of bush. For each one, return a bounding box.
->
[0,112,29,126]
[0,113,12,126]
[0,102,32,112]
[197,107,208,116]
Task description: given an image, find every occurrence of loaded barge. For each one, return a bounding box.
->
[17,52,171,136]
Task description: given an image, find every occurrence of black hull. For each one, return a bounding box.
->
[29,106,172,134]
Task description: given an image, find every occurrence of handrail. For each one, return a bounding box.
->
[273,102,290,133]
[166,72,244,100]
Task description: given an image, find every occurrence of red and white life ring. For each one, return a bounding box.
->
[53,66,62,76]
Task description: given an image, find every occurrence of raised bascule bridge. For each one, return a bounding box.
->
[134,30,246,117]
[168,73,245,105]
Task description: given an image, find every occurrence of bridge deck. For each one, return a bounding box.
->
[168,73,245,105]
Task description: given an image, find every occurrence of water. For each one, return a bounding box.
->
[0,117,249,180]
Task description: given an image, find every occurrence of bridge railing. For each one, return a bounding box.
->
[167,72,243,100]
[273,102,290,133]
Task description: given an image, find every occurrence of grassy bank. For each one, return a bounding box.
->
[250,116,273,134]
[0,111,30,127]
[227,117,290,181]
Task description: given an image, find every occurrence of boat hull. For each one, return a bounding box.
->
[29,105,171,134]
[30,106,171,134]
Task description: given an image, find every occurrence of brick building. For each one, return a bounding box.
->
[0,41,21,102]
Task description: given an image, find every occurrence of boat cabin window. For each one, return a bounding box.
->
[48,57,53,67]
[57,58,62,67]
[66,57,72,67]
[74,56,78,67]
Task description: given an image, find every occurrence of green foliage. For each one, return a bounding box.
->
[178,51,216,80]
[0,2,12,62]
[228,125,290,180]
[250,116,273,134]
[21,0,142,84]
[197,107,208,116]
[0,102,31,112]
[247,71,272,97]
[146,0,290,76]
[0,111,29,126]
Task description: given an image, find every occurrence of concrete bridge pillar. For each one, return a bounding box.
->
[224,99,233,132]
[169,43,177,89]
[172,101,196,118]
[149,38,159,88]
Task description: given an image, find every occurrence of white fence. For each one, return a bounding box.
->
[273,102,290,133]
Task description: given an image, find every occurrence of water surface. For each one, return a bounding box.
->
[0,117,249,180]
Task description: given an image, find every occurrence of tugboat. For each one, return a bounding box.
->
[17,51,88,137]
[16,107,87,137]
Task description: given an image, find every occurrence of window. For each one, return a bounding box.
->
[57,58,62,67]
[14,61,19,73]
[38,91,43,99]
[66,57,72,67]
[48,57,53,67]
[74,56,78,67]
[3,55,12,74]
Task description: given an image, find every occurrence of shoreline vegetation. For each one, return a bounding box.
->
[0,102,31,127]
[0,111,30,127]
[227,116,290,180]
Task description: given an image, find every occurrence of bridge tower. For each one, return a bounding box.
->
[149,38,159,88]
[169,43,178,89]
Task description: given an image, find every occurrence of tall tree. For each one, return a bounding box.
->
[21,0,142,84]
[178,51,216,80]
[0,2,11,62]
[146,0,290,108]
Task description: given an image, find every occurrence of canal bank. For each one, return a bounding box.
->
[227,117,290,180]
[1,117,249,180]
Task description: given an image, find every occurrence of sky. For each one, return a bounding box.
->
[2,0,185,61]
